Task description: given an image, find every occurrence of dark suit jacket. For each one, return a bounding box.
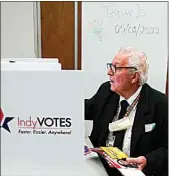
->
[85,82,168,176]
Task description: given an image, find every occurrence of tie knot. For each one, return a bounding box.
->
[120,100,129,110]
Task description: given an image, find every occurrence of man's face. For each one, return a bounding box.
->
[107,53,133,95]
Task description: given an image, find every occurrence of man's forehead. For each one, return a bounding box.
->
[112,54,128,65]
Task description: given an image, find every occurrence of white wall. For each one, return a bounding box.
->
[1,2,38,58]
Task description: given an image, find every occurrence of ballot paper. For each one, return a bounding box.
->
[84,144,97,158]
[85,146,146,176]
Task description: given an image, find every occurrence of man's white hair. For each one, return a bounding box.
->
[118,46,149,86]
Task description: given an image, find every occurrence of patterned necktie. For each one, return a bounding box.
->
[113,100,129,150]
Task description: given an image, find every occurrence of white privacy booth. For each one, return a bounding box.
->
[1,58,59,63]
[1,58,61,70]
[1,69,85,176]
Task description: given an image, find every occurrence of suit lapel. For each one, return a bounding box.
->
[130,84,149,155]
[97,87,119,123]
[98,92,120,143]
[104,93,120,123]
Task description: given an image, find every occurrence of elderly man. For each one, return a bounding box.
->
[85,47,168,176]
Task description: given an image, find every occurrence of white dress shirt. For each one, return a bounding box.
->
[119,86,142,156]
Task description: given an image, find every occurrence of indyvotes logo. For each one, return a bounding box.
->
[17,116,72,129]
[0,108,72,136]
[17,116,72,136]
[0,108,15,133]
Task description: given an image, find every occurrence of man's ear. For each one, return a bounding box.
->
[131,72,140,84]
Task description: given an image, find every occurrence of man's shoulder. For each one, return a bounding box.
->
[98,81,114,94]
[94,81,117,99]
[144,84,168,103]
[99,81,111,90]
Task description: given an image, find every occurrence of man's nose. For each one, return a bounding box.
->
[107,68,114,75]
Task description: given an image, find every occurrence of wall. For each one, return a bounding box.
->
[1,2,38,58]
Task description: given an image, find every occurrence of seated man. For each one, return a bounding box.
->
[85,47,168,176]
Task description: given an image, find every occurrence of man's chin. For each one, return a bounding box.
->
[110,85,116,92]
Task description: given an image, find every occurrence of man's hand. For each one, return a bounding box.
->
[127,156,147,170]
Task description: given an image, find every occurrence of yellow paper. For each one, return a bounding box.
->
[100,147,128,159]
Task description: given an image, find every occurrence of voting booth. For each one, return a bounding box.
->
[1,69,85,176]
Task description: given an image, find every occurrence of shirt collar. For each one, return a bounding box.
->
[119,86,142,107]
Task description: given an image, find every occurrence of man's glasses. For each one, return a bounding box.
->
[107,63,137,73]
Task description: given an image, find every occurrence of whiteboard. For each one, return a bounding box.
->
[82,2,168,98]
